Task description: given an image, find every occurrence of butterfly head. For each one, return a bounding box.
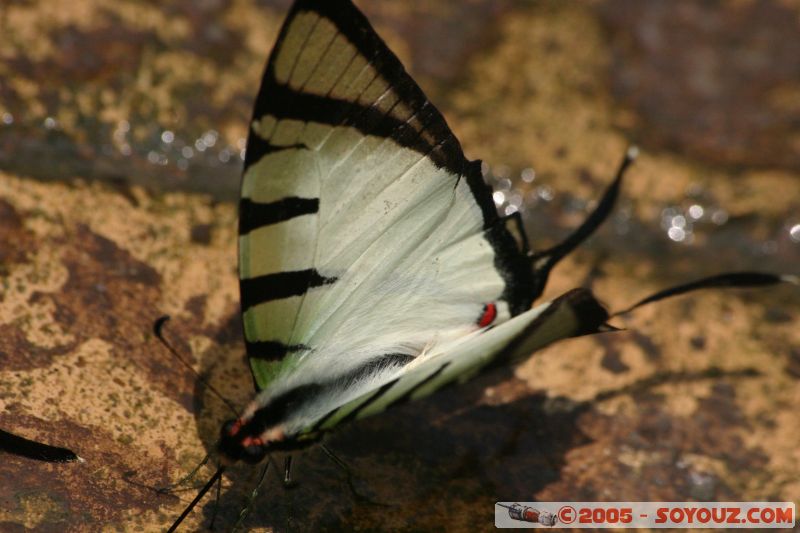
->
[218,414,316,464]
[218,417,283,464]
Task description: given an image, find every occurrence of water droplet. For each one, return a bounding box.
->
[161,130,175,143]
[537,185,554,202]
[521,167,536,183]
[496,178,512,191]
[688,204,704,220]
[508,192,523,208]
[2,112,13,125]
[120,143,132,156]
[182,146,194,159]
[671,215,687,229]
[710,209,729,225]
[202,130,218,147]
[147,151,159,164]
[194,139,207,152]
[218,149,231,163]
[790,224,800,243]
[44,117,57,129]
[668,226,686,242]
[661,207,680,230]
[492,191,506,206]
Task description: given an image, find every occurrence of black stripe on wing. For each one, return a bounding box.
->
[308,360,451,433]
[337,380,396,425]
[246,340,309,361]
[246,0,507,228]
[240,269,336,311]
[309,1,473,176]
[383,361,450,410]
[254,84,466,172]
[248,0,466,175]
[244,141,308,171]
[243,0,538,325]
[249,352,415,431]
[239,197,319,234]
[292,0,539,314]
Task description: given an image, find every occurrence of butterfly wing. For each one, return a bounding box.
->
[240,0,535,392]
[301,288,608,437]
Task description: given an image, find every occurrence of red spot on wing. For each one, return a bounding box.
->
[477,303,497,328]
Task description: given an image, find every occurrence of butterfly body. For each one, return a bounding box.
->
[162,2,795,530]
[229,0,572,463]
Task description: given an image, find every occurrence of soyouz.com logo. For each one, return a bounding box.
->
[494,502,795,528]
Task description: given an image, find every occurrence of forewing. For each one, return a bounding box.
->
[239,0,534,391]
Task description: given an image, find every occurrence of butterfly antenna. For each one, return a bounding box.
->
[156,451,212,494]
[231,460,270,532]
[167,466,226,533]
[154,316,240,418]
[611,271,794,317]
[529,146,638,299]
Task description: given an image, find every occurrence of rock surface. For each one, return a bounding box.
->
[1,1,799,531]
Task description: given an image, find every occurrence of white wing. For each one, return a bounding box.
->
[239,0,535,399]
[295,289,608,437]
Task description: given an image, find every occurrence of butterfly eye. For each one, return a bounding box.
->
[241,442,267,464]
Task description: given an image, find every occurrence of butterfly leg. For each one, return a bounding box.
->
[283,456,295,532]
[320,444,389,506]
[283,455,297,488]
[155,452,211,494]
[208,471,223,530]
[231,460,270,532]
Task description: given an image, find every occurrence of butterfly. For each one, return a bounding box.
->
[167,0,794,529]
